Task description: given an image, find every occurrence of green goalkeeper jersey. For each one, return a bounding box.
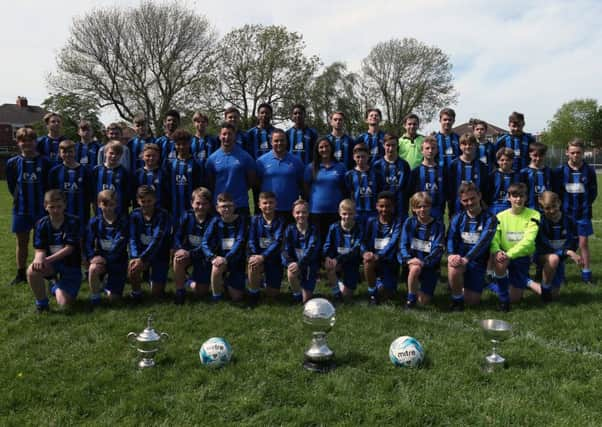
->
[490,207,540,259]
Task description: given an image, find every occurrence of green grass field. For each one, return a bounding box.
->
[2,183,602,426]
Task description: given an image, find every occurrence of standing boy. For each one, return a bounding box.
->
[7,128,51,285]
[157,110,181,163]
[76,120,100,171]
[520,141,553,210]
[407,136,447,220]
[345,143,378,229]
[191,111,218,167]
[92,141,131,216]
[128,114,155,172]
[287,104,318,165]
[246,103,279,159]
[435,108,460,170]
[36,112,65,167]
[397,113,424,169]
[554,138,597,284]
[326,111,355,170]
[373,134,411,221]
[133,143,165,209]
[495,112,535,172]
[356,108,385,163]
[472,119,496,173]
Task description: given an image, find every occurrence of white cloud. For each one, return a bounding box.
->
[1,0,601,132]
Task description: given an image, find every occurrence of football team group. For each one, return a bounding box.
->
[6,104,597,313]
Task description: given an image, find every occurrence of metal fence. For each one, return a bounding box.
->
[544,146,602,170]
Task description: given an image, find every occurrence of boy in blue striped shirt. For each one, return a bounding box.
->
[247,192,285,306]
[128,185,172,301]
[202,193,247,303]
[282,199,320,304]
[520,142,552,210]
[28,190,82,311]
[399,192,446,308]
[92,141,131,217]
[173,187,213,305]
[362,191,400,305]
[554,138,597,285]
[86,190,129,305]
[36,112,65,167]
[345,143,378,229]
[323,199,364,303]
[7,128,51,286]
[133,143,165,209]
[287,104,318,165]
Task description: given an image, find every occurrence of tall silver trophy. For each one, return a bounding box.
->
[480,319,512,372]
[128,316,169,368]
[303,298,336,372]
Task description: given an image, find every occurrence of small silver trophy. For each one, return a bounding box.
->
[481,319,512,372]
[303,298,336,373]
[128,316,169,369]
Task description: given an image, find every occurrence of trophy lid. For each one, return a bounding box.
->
[135,316,162,343]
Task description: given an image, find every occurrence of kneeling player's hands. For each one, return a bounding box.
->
[174,249,190,264]
[288,262,299,275]
[128,258,145,275]
[567,250,583,266]
[32,255,47,272]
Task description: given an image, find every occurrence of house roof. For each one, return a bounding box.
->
[0,103,47,126]
[453,121,507,136]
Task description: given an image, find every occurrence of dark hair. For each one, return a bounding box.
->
[219,122,236,132]
[224,107,240,117]
[529,141,547,155]
[439,108,456,120]
[353,142,369,155]
[365,108,382,119]
[291,104,306,114]
[508,111,525,125]
[136,185,156,199]
[376,191,395,203]
[312,137,335,179]
[165,109,181,123]
[403,113,420,125]
[471,119,488,130]
[257,103,273,114]
[171,129,191,142]
[217,192,235,204]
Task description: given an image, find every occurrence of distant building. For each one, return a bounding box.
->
[0,96,47,153]
[453,119,507,143]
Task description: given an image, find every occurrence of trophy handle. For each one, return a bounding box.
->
[160,332,169,341]
[127,332,138,348]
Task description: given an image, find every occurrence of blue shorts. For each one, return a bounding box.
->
[375,261,399,290]
[191,259,211,286]
[103,263,127,295]
[142,261,169,284]
[12,214,37,233]
[463,260,487,293]
[53,262,83,298]
[417,266,439,296]
[338,260,360,289]
[263,258,284,289]
[577,219,593,237]
[225,269,246,291]
[300,265,318,292]
[508,256,532,289]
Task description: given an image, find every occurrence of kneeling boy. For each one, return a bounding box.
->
[28,190,82,311]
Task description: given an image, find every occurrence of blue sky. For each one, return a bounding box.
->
[2,0,601,133]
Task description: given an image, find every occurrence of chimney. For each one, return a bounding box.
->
[16,96,28,108]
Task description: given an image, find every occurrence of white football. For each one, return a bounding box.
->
[199,337,232,368]
[389,336,424,367]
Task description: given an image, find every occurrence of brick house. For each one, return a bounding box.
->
[0,97,47,153]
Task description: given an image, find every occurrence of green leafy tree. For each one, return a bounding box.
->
[48,1,218,134]
[542,99,601,147]
[361,38,457,130]
[209,24,320,127]
[308,62,372,135]
[36,93,103,141]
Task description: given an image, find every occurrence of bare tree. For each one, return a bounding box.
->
[210,24,320,127]
[361,38,457,129]
[48,1,218,133]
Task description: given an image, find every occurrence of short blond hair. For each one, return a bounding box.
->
[105,141,124,157]
[410,192,432,211]
[338,198,356,213]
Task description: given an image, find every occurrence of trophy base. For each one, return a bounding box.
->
[303,359,336,373]
[482,354,506,372]
[138,358,156,368]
